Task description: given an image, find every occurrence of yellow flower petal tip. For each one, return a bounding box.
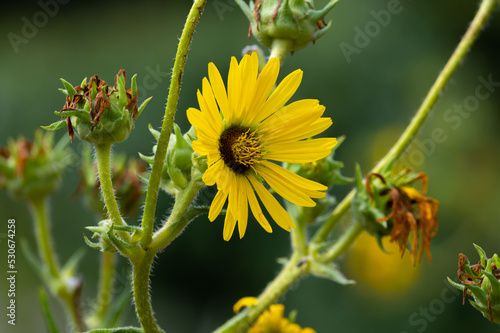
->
[187,53,336,240]
[233,297,259,313]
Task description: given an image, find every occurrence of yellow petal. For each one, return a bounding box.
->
[208,62,230,121]
[246,57,280,125]
[208,189,228,221]
[187,107,219,138]
[253,69,303,124]
[242,175,272,233]
[247,175,296,231]
[233,297,258,313]
[255,163,316,207]
[235,177,249,238]
[260,160,328,191]
[223,210,237,241]
[266,138,337,163]
[239,53,259,125]
[227,56,242,125]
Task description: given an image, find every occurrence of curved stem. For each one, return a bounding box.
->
[318,221,364,263]
[132,249,162,333]
[214,252,307,333]
[312,0,498,245]
[94,143,124,227]
[141,0,208,249]
[150,179,204,252]
[29,196,60,277]
[29,197,85,331]
[88,251,116,328]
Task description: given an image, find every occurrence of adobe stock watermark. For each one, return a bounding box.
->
[339,0,407,64]
[7,0,71,54]
[400,278,462,333]
[399,74,500,168]
[212,0,237,22]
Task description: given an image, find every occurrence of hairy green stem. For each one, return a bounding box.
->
[29,197,85,331]
[312,0,498,245]
[269,38,294,63]
[318,221,364,263]
[132,249,162,333]
[150,179,204,252]
[141,0,208,249]
[29,196,60,277]
[214,252,307,333]
[94,143,124,227]
[88,251,116,328]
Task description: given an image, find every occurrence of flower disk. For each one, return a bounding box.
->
[187,52,337,240]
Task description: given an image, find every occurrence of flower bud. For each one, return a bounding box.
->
[43,70,152,145]
[0,130,75,201]
[448,244,500,324]
[140,124,203,196]
[235,0,339,55]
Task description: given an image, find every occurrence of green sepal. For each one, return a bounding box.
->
[447,277,465,291]
[60,248,86,278]
[60,78,77,99]
[41,120,66,131]
[465,282,488,305]
[484,270,500,302]
[131,74,138,99]
[107,224,145,262]
[112,225,144,244]
[137,96,153,119]
[116,72,128,107]
[309,260,355,286]
[84,234,102,249]
[473,243,488,268]
[81,327,144,333]
[138,152,155,165]
[38,287,60,333]
[148,123,161,141]
[55,109,91,121]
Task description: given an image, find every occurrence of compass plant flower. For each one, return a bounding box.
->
[187,52,337,240]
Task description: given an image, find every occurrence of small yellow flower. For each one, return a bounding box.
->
[234,297,316,333]
[188,53,337,240]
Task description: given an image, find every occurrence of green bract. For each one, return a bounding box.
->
[0,130,75,200]
[235,0,339,54]
[140,124,205,196]
[43,70,152,145]
[448,245,500,324]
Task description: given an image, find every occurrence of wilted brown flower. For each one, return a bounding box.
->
[368,172,439,265]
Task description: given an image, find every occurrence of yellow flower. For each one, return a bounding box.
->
[187,53,337,240]
[234,297,316,333]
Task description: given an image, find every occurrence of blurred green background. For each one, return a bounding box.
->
[1,0,500,332]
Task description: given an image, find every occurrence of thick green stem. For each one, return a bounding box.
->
[269,39,294,63]
[29,197,85,331]
[150,179,204,252]
[141,0,208,249]
[29,196,60,277]
[214,252,307,333]
[132,249,162,333]
[94,143,124,227]
[312,0,497,245]
[88,251,116,328]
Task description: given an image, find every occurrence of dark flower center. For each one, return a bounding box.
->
[219,126,263,174]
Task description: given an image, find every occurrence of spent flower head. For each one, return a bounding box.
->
[234,297,316,333]
[187,52,337,240]
[448,245,500,324]
[352,165,439,265]
[43,69,152,145]
[0,130,75,201]
[235,0,339,56]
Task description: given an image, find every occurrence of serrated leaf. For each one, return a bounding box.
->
[38,287,60,333]
[41,120,67,131]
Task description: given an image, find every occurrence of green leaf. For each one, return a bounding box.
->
[309,260,355,285]
[38,287,60,333]
[138,152,155,165]
[137,96,153,119]
[82,327,144,333]
[41,120,67,131]
[473,243,487,268]
[447,277,465,291]
[60,78,77,99]
[55,109,91,121]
